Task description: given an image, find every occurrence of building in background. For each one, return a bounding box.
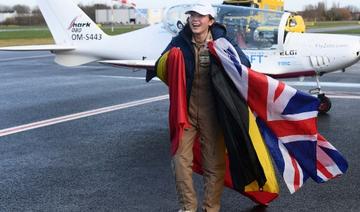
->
[95,8,164,25]
[0,11,17,23]
[147,8,163,25]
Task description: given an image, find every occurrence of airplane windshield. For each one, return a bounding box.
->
[162,4,191,35]
[163,4,284,50]
[215,5,283,49]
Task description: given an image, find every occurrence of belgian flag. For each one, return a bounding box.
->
[209,60,279,204]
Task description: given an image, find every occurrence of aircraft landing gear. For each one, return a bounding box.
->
[309,75,332,113]
[317,93,332,113]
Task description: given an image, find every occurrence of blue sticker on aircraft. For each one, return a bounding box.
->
[246,54,265,64]
[278,61,291,66]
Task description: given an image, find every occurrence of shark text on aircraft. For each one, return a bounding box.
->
[68,16,102,41]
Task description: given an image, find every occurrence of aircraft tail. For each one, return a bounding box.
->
[34,0,110,66]
[37,0,107,45]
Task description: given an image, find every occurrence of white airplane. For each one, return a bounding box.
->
[1,0,360,113]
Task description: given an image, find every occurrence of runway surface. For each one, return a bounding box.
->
[307,25,360,33]
[0,51,359,211]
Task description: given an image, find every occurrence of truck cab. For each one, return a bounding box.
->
[222,0,305,33]
[285,14,305,33]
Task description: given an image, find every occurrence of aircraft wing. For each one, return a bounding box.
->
[0,45,75,51]
[99,60,156,69]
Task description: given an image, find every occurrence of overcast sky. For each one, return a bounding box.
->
[0,0,358,11]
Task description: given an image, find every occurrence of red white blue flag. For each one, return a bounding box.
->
[208,38,348,193]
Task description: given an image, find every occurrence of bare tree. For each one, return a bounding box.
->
[300,1,357,21]
[31,7,46,25]
[12,4,31,14]
[0,5,13,12]
[31,7,42,15]
[327,7,352,21]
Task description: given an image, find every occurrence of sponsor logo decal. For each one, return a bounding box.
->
[280,50,297,56]
[68,15,102,41]
[68,15,91,30]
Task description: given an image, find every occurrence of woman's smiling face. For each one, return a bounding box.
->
[188,12,214,36]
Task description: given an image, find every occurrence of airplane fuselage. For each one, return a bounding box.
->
[233,33,360,78]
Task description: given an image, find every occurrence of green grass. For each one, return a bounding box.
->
[306,21,360,29]
[0,29,52,40]
[0,25,147,46]
[324,29,360,34]
[0,25,48,30]
[304,20,360,34]
[0,25,146,44]
[0,38,54,46]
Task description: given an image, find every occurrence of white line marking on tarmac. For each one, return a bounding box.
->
[98,75,161,81]
[0,55,52,62]
[327,95,360,100]
[1,80,359,137]
[312,91,360,99]
[98,79,360,86]
[285,81,360,88]
[0,95,169,137]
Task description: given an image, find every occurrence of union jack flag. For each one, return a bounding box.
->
[208,38,348,193]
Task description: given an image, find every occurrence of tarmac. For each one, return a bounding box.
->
[307,25,360,33]
[0,51,359,211]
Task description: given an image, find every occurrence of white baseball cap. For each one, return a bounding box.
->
[185,1,216,18]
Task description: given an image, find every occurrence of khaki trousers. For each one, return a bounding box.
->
[172,37,225,212]
[172,111,226,212]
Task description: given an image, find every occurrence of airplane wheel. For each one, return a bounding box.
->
[318,94,331,113]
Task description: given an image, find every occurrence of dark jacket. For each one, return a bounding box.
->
[148,23,250,103]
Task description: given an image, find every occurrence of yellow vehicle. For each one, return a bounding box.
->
[223,0,283,11]
[223,0,305,33]
[285,14,305,33]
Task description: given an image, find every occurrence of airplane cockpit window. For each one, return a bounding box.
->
[163,4,192,35]
[215,5,284,50]
[163,4,284,50]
